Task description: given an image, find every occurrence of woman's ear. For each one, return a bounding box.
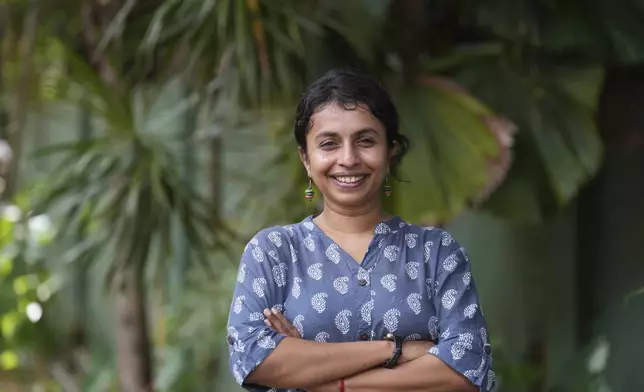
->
[388,140,399,166]
[298,146,312,177]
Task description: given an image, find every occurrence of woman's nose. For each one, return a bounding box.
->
[339,145,360,167]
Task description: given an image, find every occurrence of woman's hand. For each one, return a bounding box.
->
[263,308,302,338]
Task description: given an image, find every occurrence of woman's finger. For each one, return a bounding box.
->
[263,308,287,333]
[272,309,301,337]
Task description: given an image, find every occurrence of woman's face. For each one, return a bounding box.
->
[299,103,394,210]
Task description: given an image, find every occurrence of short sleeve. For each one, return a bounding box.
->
[428,230,495,391]
[226,229,289,391]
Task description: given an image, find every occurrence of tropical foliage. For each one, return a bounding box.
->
[1,0,643,391]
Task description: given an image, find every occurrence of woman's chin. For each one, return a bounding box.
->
[324,190,380,209]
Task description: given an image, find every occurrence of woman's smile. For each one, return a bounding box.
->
[329,174,369,189]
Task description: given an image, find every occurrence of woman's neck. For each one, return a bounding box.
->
[315,201,390,235]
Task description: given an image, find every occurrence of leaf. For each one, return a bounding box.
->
[391,76,514,224]
[0,350,19,370]
[457,61,604,222]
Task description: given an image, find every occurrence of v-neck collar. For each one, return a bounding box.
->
[302,215,404,269]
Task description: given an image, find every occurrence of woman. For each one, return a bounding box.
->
[226,69,494,392]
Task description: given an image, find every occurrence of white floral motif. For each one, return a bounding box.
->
[257,331,276,349]
[252,246,264,263]
[293,315,304,336]
[250,238,259,246]
[441,232,454,246]
[252,278,267,297]
[383,309,401,332]
[233,296,245,314]
[480,327,488,344]
[405,334,422,341]
[315,332,330,342]
[405,233,418,248]
[380,274,397,292]
[249,312,263,321]
[267,231,282,247]
[486,370,496,391]
[272,263,287,287]
[451,333,474,360]
[424,241,433,262]
[307,263,323,280]
[441,327,452,340]
[442,289,458,309]
[383,245,400,261]
[292,277,302,299]
[428,346,440,356]
[405,262,419,280]
[272,304,284,312]
[428,316,439,340]
[425,278,434,299]
[284,225,294,237]
[375,222,391,234]
[233,339,245,353]
[335,310,352,335]
[407,293,422,315]
[237,264,246,283]
[399,221,407,228]
[378,237,386,248]
[303,221,315,231]
[464,304,478,319]
[360,298,374,324]
[290,244,298,263]
[304,234,315,251]
[325,244,341,264]
[311,293,328,313]
[333,277,349,294]
[463,272,471,289]
[232,363,244,384]
[357,267,371,285]
[268,250,279,262]
[464,370,479,380]
[443,254,459,272]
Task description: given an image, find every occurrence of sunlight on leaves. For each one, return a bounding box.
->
[0,350,19,370]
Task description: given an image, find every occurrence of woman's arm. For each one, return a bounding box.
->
[246,337,393,388]
[308,355,477,392]
[252,309,435,389]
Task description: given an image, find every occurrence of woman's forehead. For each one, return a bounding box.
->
[308,102,385,136]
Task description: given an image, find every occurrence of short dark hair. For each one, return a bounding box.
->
[293,69,410,179]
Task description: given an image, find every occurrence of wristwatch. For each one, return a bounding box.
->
[382,332,402,368]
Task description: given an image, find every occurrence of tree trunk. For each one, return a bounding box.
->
[114,265,154,392]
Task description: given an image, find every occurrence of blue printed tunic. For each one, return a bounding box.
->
[226,215,495,391]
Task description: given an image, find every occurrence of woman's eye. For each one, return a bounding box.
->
[358,138,375,146]
[320,141,337,149]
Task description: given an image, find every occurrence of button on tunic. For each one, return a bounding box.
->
[227,216,495,391]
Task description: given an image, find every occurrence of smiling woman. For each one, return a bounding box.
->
[226,69,494,392]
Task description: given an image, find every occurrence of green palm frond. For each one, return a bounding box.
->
[458,60,604,223]
[390,75,516,224]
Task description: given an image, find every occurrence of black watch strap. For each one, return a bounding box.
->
[383,333,402,368]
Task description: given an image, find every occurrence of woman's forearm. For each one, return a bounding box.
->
[341,354,477,392]
[246,337,393,389]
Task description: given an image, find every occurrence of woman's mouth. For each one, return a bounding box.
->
[330,175,367,188]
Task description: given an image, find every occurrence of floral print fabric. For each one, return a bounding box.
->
[227,216,495,391]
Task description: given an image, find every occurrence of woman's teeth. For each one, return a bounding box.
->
[333,176,365,184]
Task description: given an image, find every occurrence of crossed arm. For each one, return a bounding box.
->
[246,308,477,392]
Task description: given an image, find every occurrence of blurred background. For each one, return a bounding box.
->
[1,0,643,391]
